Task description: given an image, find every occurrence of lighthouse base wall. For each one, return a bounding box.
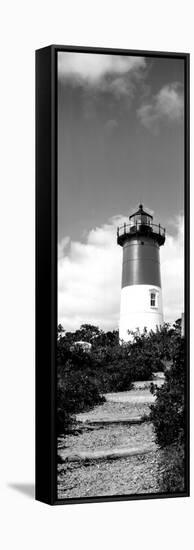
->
[119,284,163,342]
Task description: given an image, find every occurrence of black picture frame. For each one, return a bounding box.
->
[36,44,190,505]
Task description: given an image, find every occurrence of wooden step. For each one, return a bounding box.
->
[59,445,155,463]
[75,416,149,427]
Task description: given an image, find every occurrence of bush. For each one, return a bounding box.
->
[150,335,186,493]
[57,351,105,435]
[150,338,185,447]
[57,320,185,445]
[159,439,185,493]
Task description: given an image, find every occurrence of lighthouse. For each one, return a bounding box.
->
[117,204,166,342]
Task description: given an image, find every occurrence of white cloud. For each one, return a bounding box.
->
[161,215,184,323]
[58,52,146,83]
[58,236,70,260]
[58,52,146,99]
[58,214,184,331]
[58,216,124,331]
[137,83,184,133]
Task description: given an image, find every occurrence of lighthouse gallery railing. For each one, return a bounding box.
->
[117,221,166,245]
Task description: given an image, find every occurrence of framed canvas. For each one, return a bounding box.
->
[36,45,190,505]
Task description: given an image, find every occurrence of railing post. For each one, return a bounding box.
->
[159,223,160,235]
[124,222,126,234]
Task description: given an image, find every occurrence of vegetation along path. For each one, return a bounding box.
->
[57,375,167,499]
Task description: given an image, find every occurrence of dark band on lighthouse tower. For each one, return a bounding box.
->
[117,204,166,342]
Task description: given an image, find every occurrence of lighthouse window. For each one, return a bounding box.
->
[150,292,156,307]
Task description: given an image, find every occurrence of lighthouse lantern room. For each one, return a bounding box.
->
[117,204,166,342]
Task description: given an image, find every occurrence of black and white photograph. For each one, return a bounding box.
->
[56,49,189,501]
[1,0,194,543]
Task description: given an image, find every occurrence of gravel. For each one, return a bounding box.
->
[57,382,166,499]
[58,450,164,498]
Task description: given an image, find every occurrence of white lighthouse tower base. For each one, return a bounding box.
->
[119,284,163,342]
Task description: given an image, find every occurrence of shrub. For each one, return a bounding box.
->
[57,320,185,449]
[150,338,185,447]
[57,353,105,435]
[159,439,185,493]
[150,335,186,493]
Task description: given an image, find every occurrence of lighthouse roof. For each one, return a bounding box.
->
[129,203,153,220]
[117,203,165,247]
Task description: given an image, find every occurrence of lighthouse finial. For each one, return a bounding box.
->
[139,203,143,211]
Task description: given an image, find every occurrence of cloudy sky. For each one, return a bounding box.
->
[57,51,184,331]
